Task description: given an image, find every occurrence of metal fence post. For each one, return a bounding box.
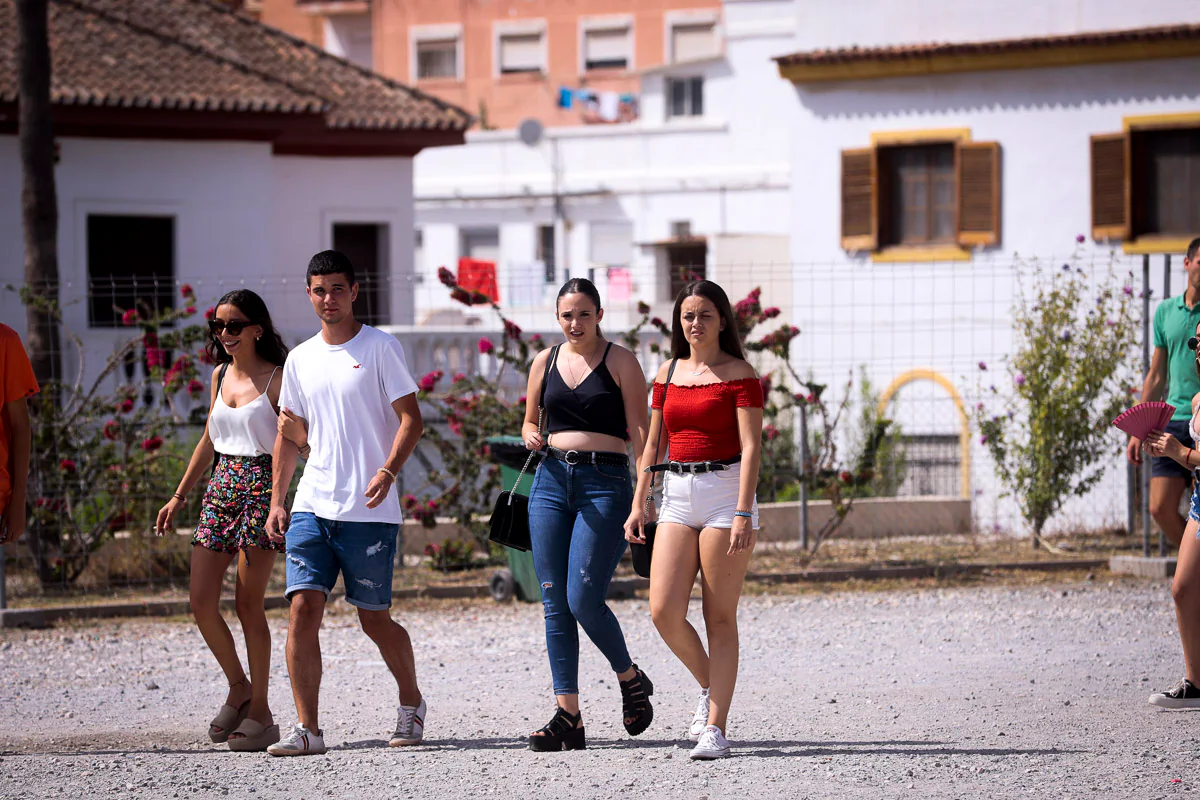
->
[799,402,809,551]
[1162,253,1173,557]
[1143,253,1152,558]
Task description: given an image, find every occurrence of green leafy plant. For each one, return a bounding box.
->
[972,250,1140,548]
[14,284,211,586]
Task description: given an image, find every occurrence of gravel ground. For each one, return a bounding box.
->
[0,578,1197,799]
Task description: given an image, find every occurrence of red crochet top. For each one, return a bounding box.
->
[651,378,763,462]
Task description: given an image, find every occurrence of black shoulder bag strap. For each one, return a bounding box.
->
[508,345,561,496]
[643,359,678,515]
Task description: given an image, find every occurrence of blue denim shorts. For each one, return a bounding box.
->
[1190,485,1200,525]
[285,512,398,611]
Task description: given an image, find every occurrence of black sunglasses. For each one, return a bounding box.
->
[209,319,254,337]
[1190,337,1200,352]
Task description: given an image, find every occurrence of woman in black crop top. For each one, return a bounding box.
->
[519,278,653,752]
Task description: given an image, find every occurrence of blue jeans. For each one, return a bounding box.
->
[285,512,398,611]
[528,457,634,695]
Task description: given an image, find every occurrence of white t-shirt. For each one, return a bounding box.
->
[279,325,418,523]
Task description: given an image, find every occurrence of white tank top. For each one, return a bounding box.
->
[207,367,280,457]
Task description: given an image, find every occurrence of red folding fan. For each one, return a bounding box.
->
[1112,402,1176,441]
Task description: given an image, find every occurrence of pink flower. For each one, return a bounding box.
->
[121,309,140,326]
[187,379,204,397]
[146,348,166,370]
[119,398,135,414]
[839,471,853,484]
[763,307,781,319]
[184,306,197,316]
[140,435,164,452]
[204,306,216,321]
[650,317,665,328]
[1076,234,1086,243]
[180,284,194,298]
[103,420,120,440]
[637,301,651,315]
[437,266,457,288]
[478,338,495,354]
[59,458,76,473]
[517,395,527,405]
[452,372,467,383]
[402,494,418,510]
[1015,373,1026,386]
[980,434,989,445]
[978,361,987,371]
[418,370,444,393]
[426,500,440,512]
[1122,286,1133,296]
[764,425,780,441]
[504,320,522,339]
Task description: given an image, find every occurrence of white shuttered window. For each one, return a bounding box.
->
[500,32,544,74]
[671,22,717,63]
[417,39,458,79]
[584,27,629,70]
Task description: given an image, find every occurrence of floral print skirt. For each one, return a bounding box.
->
[192,453,283,554]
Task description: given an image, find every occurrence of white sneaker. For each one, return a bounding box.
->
[689,689,711,741]
[266,724,326,757]
[389,697,426,746]
[690,725,731,760]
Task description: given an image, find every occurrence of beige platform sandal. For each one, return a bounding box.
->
[208,699,251,743]
[227,717,281,752]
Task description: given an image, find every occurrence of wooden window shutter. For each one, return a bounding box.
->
[1090,132,1130,240]
[956,141,1000,247]
[841,148,877,251]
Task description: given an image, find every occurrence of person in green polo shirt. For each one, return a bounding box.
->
[1128,237,1200,549]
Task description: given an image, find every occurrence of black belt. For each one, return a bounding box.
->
[545,447,629,467]
[645,455,741,475]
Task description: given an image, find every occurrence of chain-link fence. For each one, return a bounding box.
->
[1,249,1172,601]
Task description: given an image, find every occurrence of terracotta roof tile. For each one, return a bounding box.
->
[775,22,1200,67]
[0,0,471,132]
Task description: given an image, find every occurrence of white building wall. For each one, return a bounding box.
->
[792,0,1200,50]
[0,137,418,388]
[412,0,797,330]
[785,0,1200,534]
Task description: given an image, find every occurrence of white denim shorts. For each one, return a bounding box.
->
[658,461,759,531]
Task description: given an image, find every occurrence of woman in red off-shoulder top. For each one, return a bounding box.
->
[624,280,763,761]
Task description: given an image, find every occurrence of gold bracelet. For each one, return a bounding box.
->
[377,466,397,481]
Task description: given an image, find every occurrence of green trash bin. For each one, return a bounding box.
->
[487,436,542,603]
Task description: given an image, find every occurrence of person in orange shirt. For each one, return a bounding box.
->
[0,324,40,545]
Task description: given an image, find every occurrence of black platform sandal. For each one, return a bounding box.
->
[528,707,586,752]
[619,665,654,736]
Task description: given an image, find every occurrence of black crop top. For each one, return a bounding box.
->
[544,343,629,440]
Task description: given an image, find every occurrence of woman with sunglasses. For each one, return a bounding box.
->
[156,289,299,751]
[1145,319,1200,710]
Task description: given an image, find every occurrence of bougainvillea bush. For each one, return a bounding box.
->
[18,285,211,586]
[414,271,890,557]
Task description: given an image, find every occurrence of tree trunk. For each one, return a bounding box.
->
[17,0,60,385]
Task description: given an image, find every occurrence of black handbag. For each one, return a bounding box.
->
[630,359,677,578]
[489,345,560,552]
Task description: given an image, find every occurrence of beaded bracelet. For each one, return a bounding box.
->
[377,466,397,481]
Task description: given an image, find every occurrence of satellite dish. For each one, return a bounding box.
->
[518,118,544,147]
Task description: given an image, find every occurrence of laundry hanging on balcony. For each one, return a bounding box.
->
[457,257,499,304]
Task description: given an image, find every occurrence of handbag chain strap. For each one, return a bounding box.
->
[508,344,561,503]
[644,359,678,515]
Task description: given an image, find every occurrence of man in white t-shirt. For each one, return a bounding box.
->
[264,250,426,756]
